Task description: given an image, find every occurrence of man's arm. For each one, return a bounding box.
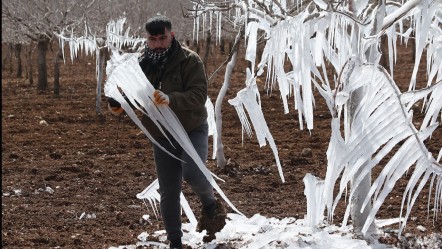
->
[168,54,208,111]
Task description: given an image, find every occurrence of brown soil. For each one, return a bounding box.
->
[2,41,441,248]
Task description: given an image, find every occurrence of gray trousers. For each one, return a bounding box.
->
[152,121,215,240]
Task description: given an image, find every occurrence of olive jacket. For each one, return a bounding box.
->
[139,41,208,138]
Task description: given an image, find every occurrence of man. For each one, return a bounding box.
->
[108,15,226,249]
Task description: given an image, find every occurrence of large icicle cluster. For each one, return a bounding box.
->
[106,18,145,51]
[55,17,145,83]
[55,18,142,61]
[104,51,243,224]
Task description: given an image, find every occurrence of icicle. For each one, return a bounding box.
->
[105,51,243,216]
[136,179,161,218]
[193,7,197,41]
[218,11,222,44]
[210,10,213,35]
[409,2,436,90]
[205,98,218,160]
[202,12,206,40]
[228,83,285,183]
[303,174,325,227]
[196,13,200,42]
[245,21,259,75]
[421,83,442,129]
[386,25,396,79]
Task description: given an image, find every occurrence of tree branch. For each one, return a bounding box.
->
[208,25,244,82]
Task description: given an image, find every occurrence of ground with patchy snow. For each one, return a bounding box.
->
[110,214,441,248]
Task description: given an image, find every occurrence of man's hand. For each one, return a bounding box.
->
[153,90,170,105]
[107,97,124,115]
[108,104,124,115]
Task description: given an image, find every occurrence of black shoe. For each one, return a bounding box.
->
[196,199,227,242]
[169,238,182,249]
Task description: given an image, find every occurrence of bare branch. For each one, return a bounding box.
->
[208,25,244,82]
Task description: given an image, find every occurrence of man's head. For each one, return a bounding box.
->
[145,15,174,54]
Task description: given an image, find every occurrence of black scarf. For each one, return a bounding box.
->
[141,38,177,89]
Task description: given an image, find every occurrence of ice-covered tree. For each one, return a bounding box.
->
[55,17,145,114]
[186,0,442,237]
[1,0,97,92]
[183,1,248,168]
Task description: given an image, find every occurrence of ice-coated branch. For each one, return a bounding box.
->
[208,24,244,81]
[324,62,442,235]
[381,0,421,31]
[381,65,442,175]
[401,81,442,130]
[55,17,145,114]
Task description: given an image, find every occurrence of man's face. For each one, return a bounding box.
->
[146,28,174,54]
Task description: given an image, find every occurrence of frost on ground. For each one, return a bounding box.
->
[109,213,442,249]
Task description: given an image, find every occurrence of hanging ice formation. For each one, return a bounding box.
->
[104,51,244,224]
[136,179,198,227]
[228,77,285,183]
[56,18,145,63]
[303,173,325,227]
[55,17,145,97]
[206,98,218,160]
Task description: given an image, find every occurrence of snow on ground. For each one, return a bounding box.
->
[109,213,442,249]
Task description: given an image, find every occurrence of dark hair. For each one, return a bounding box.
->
[144,15,172,35]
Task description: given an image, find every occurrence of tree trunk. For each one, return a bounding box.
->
[2,43,13,74]
[379,35,389,71]
[193,39,200,54]
[37,35,49,91]
[28,42,34,85]
[348,88,375,236]
[95,48,106,115]
[215,49,238,168]
[14,44,23,77]
[214,30,243,168]
[220,38,225,54]
[53,46,63,95]
[9,44,14,74]
[348,0,375,237]
[203,30,211,71]
[2,43,13,73]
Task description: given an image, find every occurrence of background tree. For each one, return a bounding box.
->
[13,43,23,77]
[1,0,95,92]
[185,0,246,168]
[1,0,213,97]
[56,17,145,115]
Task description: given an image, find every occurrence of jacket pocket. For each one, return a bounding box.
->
[164,73,184,93]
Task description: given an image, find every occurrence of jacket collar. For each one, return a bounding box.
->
[164,40,187,71]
